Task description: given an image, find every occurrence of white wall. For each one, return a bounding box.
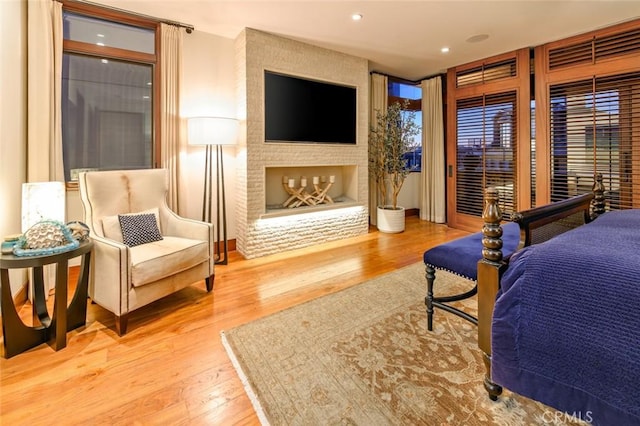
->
[0,0,28,298]
[397,172,421,211]
[179,30,237,240]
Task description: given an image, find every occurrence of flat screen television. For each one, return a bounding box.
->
[264,71,356,144]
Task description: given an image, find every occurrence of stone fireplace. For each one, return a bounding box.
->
[234,29,370,258]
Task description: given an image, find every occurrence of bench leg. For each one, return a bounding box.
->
[425,264,435,331]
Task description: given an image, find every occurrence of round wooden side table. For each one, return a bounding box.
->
[0,239,93,358]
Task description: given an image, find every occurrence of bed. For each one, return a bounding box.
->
[477,175,640,425]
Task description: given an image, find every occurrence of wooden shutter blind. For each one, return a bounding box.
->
[596,28,640,60]
[456,58,517,88]
[548,26,640,70]
[538,19,640,209]
[549,72,640,210]
[456,92,518,217]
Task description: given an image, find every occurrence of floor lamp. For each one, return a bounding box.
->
[188,117,238,265]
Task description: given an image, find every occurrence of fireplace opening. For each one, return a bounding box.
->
[263,165,358,217]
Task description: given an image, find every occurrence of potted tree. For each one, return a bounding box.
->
[369,100,420,233]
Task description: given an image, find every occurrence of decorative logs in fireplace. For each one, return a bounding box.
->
[282,175,335,208]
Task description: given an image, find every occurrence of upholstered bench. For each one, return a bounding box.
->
[423,222,520,330]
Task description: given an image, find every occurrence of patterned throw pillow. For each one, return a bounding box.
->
[118,213,163,247]
[102,208,160,242]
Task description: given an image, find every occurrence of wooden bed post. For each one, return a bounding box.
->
[477,188,505,401]
[476,175,604,402]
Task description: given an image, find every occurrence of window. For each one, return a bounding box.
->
[61,4,160,182]
[536,19,640,209]
[447,49,530,231]
[549,73,640,210]
[388,80,422,172]
[455,93,518,217]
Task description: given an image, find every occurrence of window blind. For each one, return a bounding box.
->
[531,100,537,206]
[456,91,518,218]
[548,27,640,71]
[456,58,517,88]
[549,72,640,210]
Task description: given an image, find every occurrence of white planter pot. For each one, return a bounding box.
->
[377,206,405,233]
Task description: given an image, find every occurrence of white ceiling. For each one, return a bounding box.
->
[97,0,640,80]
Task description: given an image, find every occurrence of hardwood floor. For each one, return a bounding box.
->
[0,217,469,425]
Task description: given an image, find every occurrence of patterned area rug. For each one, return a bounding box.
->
[222,263,583,425]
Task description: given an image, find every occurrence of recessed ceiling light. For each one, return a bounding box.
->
[97,33,105,38]
[101,59,108,64]
[466,34,489,43]
[441,47,450,54]
[351,13,363,21]
[96,42,105,46]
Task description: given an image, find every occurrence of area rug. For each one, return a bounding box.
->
[222,263,583,425]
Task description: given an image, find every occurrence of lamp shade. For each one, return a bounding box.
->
[187,117,239,146]
[21,181,66,232]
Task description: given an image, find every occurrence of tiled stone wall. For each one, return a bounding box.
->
[235,29,369,259]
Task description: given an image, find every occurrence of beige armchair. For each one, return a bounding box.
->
[78,169,214,335]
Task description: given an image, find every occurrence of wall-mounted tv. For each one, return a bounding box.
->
[264,71,356,144]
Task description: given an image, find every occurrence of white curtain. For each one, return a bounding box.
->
[160,23,183,212]
[420,76,446,223]
[28,0,64,182]
[369,73,388,226]
[27,0,64,299]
